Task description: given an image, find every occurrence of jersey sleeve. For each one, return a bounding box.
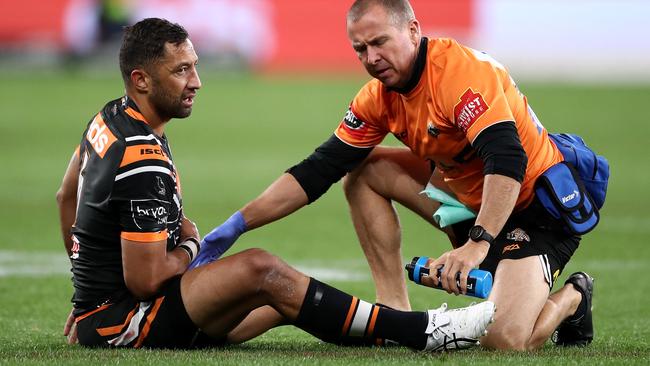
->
[334,81,388,148]
[438,46,516,144]
[109,144,176,243]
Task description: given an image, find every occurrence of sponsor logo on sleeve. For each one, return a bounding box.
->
[86,113,117,158]
[453,88,489,133]
[340,107,369,139]
[131,199,170,229]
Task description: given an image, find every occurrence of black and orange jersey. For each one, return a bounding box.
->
[335,37,563,211]
[71,96,183,307]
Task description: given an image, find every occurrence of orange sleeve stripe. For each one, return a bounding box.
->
[125,107,148,124]
[341,296,359,336]
[366,305,380,337]
[119,144,170,168]
[121,230,168,242]
[74,145,80,159]
[96,306,139,336]
[74,304,111,323]
[134,296,165,348]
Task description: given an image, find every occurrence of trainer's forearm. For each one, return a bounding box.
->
[474,174,520,239]
[240,173,309,230]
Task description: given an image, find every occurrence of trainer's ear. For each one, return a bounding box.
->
[408,19,421,45]
[130,69,151,94]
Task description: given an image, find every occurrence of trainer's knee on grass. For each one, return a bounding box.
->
[482,322,533,351]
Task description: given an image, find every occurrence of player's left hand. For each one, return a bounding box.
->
[429,240,489,295]
[63,308,78,345]
[180,216,200,244]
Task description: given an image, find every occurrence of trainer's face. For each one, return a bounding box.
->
[149,39,201,120]
[347,5,420,89]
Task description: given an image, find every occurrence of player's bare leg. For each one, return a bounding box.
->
[181,248,308,338]
[480,257,581,350]
[226,306,286,344]
[180,247,495,351]
[343,146,443,311]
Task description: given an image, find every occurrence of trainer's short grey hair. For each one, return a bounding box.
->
[347,0,416,27]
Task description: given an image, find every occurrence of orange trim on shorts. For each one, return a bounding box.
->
[74,304,111,323]
[134,296,165,348]
[121,230,168,243]
[366,305,380,337]
[125,107,148,124]
[95,305,139,337]
[341,296,359,336]
[119,144,170,168]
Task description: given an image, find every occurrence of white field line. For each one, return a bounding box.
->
[0,250,646,278]
[0,250,370,281]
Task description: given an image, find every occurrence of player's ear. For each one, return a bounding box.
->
[130,69,151,93]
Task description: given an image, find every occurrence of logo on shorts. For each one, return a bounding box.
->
[506,228,530,242]
[453,88,489,132]
[502,243,520,254]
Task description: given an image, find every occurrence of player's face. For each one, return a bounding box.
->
[347,5,420,89]
[149,39,201,120]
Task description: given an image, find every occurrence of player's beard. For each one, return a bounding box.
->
[149,78,192,120]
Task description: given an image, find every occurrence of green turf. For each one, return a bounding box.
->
[0,71,648,364]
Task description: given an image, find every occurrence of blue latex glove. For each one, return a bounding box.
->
[188,211,247,269]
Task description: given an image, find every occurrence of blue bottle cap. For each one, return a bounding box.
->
[470,269,493,298]
[413,256,429,284]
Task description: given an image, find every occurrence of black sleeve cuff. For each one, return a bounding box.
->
[472,122,528,182]
[287,134,372,203]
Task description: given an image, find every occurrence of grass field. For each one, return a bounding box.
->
[0,71,649,365]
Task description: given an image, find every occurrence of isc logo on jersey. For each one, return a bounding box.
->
[86,113,117,158]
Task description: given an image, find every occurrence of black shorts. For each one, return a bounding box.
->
[75,276,200,348]
[451,197,581,289]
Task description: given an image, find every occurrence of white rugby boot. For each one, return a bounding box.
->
[423,301,496,352]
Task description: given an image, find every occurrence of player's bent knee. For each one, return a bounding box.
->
[236,248,284,282]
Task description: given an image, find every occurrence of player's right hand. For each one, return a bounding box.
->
[188,211,247,269]
[63,308,78,345]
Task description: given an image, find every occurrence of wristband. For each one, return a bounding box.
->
[179,238,200,262]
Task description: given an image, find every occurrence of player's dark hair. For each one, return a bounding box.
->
[119,18,188,84]
[348,0,415,27]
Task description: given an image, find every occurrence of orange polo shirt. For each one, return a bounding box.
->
[335,38,562,212]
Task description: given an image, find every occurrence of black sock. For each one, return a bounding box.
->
[294,278,428,350]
